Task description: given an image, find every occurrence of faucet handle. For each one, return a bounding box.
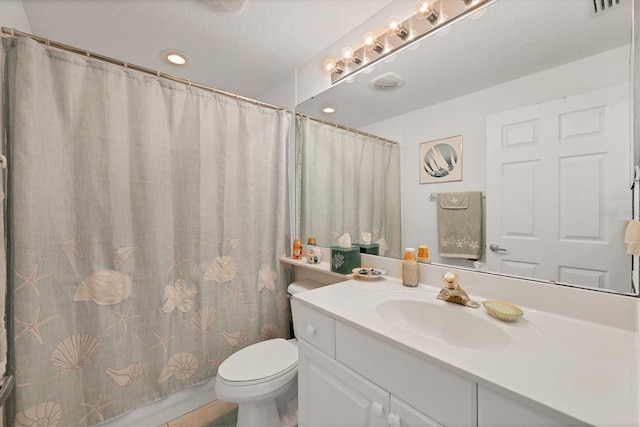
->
[443,272,459,289]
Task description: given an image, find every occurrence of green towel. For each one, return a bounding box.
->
[437,191,482,259]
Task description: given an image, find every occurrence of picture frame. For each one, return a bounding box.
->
[419,135,463,184]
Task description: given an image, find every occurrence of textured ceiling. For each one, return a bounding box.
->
[19,0,395,99]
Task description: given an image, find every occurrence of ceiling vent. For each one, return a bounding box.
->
[369,72,407,92]
[590,0,620,14]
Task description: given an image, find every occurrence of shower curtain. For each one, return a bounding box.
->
[2,37,291,426]
[296,116,401,258]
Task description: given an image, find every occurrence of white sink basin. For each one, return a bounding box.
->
[365,289,542,351]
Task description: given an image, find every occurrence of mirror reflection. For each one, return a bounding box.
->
[296,0,637,295]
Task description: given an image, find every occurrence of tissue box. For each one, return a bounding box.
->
[358,243,379,255]
[330,245,360,274]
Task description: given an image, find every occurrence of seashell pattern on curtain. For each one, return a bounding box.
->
[2,37,291,426]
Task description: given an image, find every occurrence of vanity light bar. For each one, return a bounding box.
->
[325,0,496,84]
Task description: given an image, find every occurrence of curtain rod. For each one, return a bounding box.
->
[1,27,288,113]
[296,113,398,145]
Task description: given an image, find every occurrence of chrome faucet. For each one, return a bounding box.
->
[437,272,480,308]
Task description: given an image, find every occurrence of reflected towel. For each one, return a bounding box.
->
[437,191,482,259]
[624,220,640,256]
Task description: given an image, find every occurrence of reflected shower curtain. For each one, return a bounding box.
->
[296,116,401,258]
[2,37,290,426]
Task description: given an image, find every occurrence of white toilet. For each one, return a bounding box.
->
[215,280,324,427]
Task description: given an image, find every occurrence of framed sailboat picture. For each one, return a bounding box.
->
[419,135,462,184]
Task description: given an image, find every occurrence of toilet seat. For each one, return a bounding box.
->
[217,338,297,386]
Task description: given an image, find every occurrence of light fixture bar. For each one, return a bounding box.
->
[325,0,496,84]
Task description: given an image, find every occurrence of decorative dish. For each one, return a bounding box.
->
[352,268,385,280]
[482,299,523,322]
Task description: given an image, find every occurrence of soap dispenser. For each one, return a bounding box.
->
[402,248,419,287]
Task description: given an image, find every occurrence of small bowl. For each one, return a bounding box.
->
[482,299,523,322]
[352,268,385,280]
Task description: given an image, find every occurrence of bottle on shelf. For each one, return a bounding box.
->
[293,238,302,260]
[417,245,430,263]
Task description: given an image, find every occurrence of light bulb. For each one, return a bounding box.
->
[322,106,335,114]
[323,58,336,72]
[387,15,401,31]
[386,15,409,40]
[341,47,362,64]
[341,47,354,61]
[363,32,383,53]
[415,0,439,24]
[322,58,343,74]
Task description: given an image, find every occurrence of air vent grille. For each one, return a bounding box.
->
[591,0,620,14]
[369,72,407,92]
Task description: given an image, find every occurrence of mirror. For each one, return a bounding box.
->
[296,0,638,295]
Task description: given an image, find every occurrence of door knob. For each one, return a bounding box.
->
[489,243,507,252]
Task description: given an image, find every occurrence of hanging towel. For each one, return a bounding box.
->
[437,191,482,259]
[624,220,640,256]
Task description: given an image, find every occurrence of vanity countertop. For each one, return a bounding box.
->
[292,276,640,426]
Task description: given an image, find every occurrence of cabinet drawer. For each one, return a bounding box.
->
[291,299,335,357]
[336,322,477,426]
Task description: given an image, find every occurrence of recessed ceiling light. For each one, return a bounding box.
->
[162,50,189,66]
[322,106,336,114]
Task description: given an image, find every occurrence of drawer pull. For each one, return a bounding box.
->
[388,413,401,427]
[306,325,316,335]
[371,402,384,417]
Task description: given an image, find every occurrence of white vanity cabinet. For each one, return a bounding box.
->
[294,299,464,427]
[298,340,444,427]
[294,298,579,427]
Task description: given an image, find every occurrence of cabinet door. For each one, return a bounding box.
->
[336,321,477,426]
[387,396,443,427]
[478,385,569,427]
[298,340,389,427]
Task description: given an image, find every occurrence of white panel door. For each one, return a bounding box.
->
[486,85,631,292]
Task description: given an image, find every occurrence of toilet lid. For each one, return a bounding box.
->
[218,338,298,384]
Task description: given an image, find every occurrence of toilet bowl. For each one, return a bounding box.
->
[215,280,324,427]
